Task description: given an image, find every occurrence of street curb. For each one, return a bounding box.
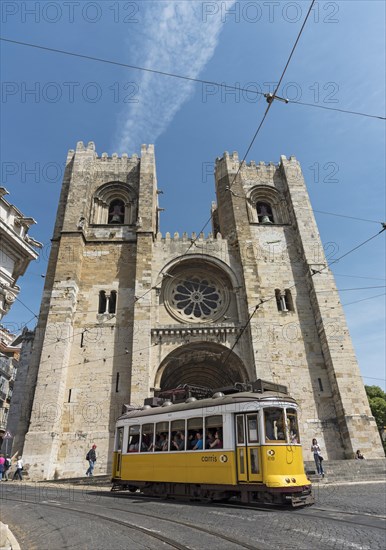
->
[0,522,21,550]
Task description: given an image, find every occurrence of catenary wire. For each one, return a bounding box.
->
[1,36,384,121]
[226,0,317,193]
[4,229,385,347]
[135,0,317,298]
[2,3,384,355]
[341,292,386,308]
[303,208,383,225]
[0,283,39,320]
[333,273,386,282]
[247,227,386,312]
[313,286,386,292]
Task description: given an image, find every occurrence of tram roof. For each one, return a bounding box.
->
[117,391,297,421]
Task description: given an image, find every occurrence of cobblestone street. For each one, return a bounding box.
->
[1,481,385,549]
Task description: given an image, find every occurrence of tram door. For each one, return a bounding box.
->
[235,414,261,483]
[115,427,124,477]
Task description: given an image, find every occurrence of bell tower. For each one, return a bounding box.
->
[214,152,383,459]
[15,141,159,479]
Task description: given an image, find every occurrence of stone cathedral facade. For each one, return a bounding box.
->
[10,141,383,479]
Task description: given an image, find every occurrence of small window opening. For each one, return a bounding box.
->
[98,291,107,314]
[80,331,85,348]
[108,199,125,224]
[115,372,120,393]
[109,291,117,314]
[318,378,324,392]
[256,201,274,224]
[68,389,72,403]
[275,289,294,312]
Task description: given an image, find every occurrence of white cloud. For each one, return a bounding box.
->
[113,1,234,153]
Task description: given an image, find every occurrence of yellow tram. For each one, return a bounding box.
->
[112,381,314,507]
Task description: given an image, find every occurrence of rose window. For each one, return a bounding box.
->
[166,273,228,323]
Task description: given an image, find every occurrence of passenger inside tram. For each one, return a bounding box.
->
[264,408,286,442]
[211,430,223,449]
[128,435,140,452]
[192,433,203,450]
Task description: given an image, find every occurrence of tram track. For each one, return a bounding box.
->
[76,489,386,533]
[214,501,386,531]
[100,490,386,532]
[2,494,264,550]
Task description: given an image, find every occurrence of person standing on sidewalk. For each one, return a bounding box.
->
[3,455,11,481]
[0,454,5,481]
[12,456,23,481]
[85,445,97,476]
[311,438,325,477]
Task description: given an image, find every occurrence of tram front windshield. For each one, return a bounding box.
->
[264,407,300,443]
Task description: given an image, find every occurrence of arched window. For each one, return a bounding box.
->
[256,202,274,224]
[108,199,125,224]
[98,290,117,315]
[91,182,138,225]
[275,289,294,312]
[109,291,117,314]
[98,291,107,313]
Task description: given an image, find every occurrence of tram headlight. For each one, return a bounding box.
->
[285,478,290,483]
[291,478,296,483]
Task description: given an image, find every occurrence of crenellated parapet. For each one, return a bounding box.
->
[154,230,230,259]
[155,231,223,243]
[215,152,300,193]
[58,142,157,237]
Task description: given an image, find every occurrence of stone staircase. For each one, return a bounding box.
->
[305,458,386,483]
[42,474,111,486]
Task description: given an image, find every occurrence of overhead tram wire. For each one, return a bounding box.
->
[341,292,386,308]
[196,0,324,363]
[0,282,39,321]
[0,36,384,121]
[301,207,384,225]
[135,0,319,304]
[0,36,264,98]
[246,226,386,313]
[227,0,318,195]
[288,98,386,121]
[333,273,386,282]
[185,0,318,255]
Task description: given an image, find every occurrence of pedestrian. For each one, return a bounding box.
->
[355,449,365,459]
[3,455,12,481]
[12,456,23,481]
[0,454,5,481]
[311,438,324,477]
[85,444,97,476]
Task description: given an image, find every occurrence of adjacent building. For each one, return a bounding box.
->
[0,187,41,443]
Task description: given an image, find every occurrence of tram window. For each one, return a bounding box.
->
[239,448,245,474]
[170,419,185,451]
[115,427,124,452]
[247,414,259,443]
[154,421,169,452]
[141,423,154,452]
[127,425,140,452]
[204,416,223,449]
[236,416,245,445]
[264,408,286,442]
[250,448,259,474]
[286,408,300,444]
[187,417,203,450]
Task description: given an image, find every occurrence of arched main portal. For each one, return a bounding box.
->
[155,342,250,391]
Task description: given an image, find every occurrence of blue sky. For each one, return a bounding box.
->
[1,1,385,389]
